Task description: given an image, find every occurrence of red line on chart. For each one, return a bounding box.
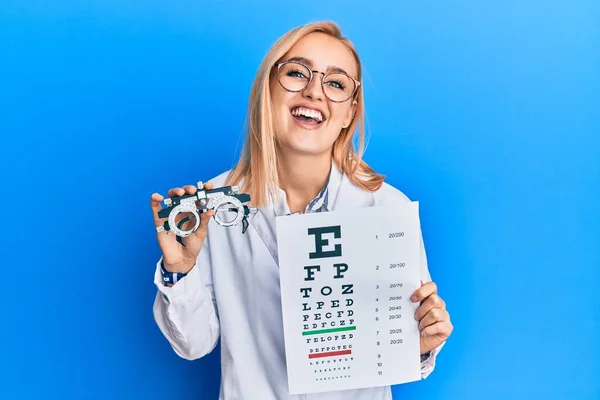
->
[308,350,352,359]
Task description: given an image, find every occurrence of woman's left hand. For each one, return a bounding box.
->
[411,281,453,355]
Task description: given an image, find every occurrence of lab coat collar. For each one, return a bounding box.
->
[250,160,370,266]
[271,159,343,217]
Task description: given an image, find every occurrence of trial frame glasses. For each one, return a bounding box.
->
[273,60,361,103]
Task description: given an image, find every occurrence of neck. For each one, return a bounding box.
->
[277,151,332,213]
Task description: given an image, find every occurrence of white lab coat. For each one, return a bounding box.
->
[153,163,443,400]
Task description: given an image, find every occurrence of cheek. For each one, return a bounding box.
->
[328,104,350,126]
[271,85,292,112]
[272,99,297,142]
[273,101,290,129]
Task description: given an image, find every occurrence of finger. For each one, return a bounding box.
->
[167,187,185,198]
[203,182,214,190]
[419,308,448,331]
[191,210,214,240]
[150,193,166,227]
[414,294,445,321]
[421,321,453,338]
[182,184,197,195]
[150,192,164,209]
[411,281,437,303]
[200,209,215,228]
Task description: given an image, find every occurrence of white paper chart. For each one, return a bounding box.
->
[276,202,424,395]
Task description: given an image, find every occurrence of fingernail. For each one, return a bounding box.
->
[411,296,417,302]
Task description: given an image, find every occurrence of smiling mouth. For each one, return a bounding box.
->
[291,106,325,125]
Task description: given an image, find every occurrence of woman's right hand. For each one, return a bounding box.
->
[150,183,215,273]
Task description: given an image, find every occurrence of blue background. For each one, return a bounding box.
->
[2,1,599,399]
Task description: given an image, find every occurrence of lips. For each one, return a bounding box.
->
[290,105,326,125]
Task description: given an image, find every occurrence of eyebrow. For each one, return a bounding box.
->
[286,56,351,76]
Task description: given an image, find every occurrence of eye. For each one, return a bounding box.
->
[287,68,307,79]
[325,79,347,91]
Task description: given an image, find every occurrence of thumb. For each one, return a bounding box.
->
[194,209,214,237]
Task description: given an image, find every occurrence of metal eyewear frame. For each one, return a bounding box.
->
[274,60,361,103]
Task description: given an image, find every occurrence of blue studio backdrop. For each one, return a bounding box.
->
[2,1,599,399]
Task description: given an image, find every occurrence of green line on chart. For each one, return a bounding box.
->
[302,326,357,336]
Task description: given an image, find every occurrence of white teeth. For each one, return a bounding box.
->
[292,107,323,122]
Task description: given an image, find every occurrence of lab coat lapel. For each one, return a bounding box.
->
[329,172,375,211]
[249,203,280,265]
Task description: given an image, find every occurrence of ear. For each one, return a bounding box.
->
[342,100,358,129]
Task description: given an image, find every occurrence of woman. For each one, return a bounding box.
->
[150,21,453,400]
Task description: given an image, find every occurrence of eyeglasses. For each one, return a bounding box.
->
[274,60,361,103]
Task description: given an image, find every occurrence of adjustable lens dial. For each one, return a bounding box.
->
[167,203,201,237]
[210,195,244,227]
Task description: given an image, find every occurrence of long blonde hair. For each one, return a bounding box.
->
[225,20,385,207]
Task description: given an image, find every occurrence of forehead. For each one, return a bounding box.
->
[282,32,358,79]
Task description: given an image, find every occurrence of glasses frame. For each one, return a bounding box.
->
[273,60,361,103]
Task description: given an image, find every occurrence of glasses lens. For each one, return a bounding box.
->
[278,62,311,92]
[214,202,239,225]
[323,73,356,102]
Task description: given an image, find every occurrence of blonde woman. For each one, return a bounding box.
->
[150,21,453,400]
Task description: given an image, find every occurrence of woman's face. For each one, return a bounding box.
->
[270,32,358,157]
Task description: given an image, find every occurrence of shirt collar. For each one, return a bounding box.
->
[272,159,343,217]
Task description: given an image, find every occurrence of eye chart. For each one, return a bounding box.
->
[276,202,423,395]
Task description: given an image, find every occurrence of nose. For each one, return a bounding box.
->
[302,71,325,101]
